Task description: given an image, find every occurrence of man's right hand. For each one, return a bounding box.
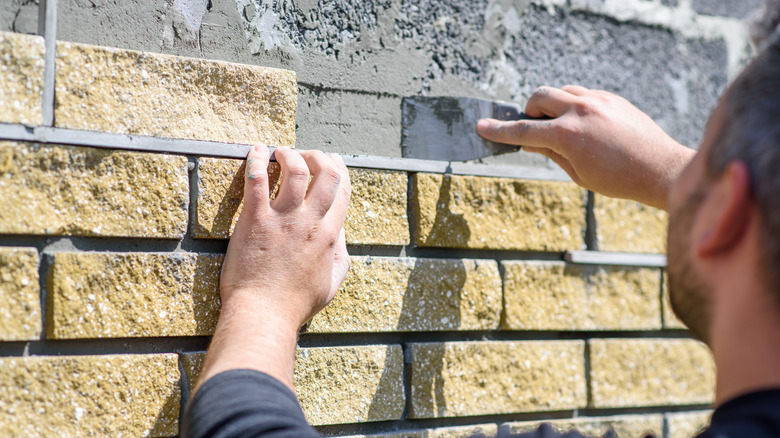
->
[476,86,695,211]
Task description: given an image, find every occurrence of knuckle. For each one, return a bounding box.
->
[286,164,310,180]
[511,121,528,138]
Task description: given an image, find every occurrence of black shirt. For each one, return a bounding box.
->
[182,369,780,438]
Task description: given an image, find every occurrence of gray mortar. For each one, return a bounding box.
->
[0,0,38,34]
[57,0,729,155]
[692,0,766,19]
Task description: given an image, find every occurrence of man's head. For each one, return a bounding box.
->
[667,3,780,344]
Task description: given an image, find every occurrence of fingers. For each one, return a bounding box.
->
[300,150,344,217]
[329,227,350,303]
[476,118,558,149]
[526,86,582,118]
[243,144,271,212]
[272,147,310,211]
[560,85,590,96]
[325,154,351,226]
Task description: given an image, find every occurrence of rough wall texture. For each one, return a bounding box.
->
[0,0,752,436]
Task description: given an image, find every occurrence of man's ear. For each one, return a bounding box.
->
[696,161,752,257]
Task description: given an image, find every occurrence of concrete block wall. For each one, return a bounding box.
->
[0,0,758,436]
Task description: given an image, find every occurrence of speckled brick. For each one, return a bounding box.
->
[662,271,687,329]
[55,41,297,145]
[410,341,586,418]
[594,195,667,253]
[196,161,409,246]
[666,411,712,438]
[412,174,585,250]
[307,256,501,332]
[182,345,405,426]
[0,142,188,238]
[0,247,40,340]
[506,414,663,437]
[48,252,222,339]
[589,339,715,408]
[342,424,498,438]
[0,354,180,437]
[502,261,662,330]
[0,31,43,125]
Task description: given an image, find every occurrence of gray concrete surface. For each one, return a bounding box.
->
[693,0,766,19]
[50,0,746,156]
[1,0,38,34]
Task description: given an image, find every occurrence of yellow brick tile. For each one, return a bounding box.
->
[409,341,586,418]
[594,195,667,253]
[0,31,43,125]
[342,424,499,438]
[0,354,180,437]
[55,41,297,145]
[666,411,712,438]
[662,271,687,329]
[0,142,188,238]
[413,174,585,251]
[506,414,663,438]
[48,252,222,338]
[502,262,662,330]
[589,339,715,408]
[308,256,501,332]
[0,247,40,340]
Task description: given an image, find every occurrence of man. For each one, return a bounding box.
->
[182,4,780,437]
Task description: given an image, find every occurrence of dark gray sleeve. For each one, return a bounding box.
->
[181,369,321,438]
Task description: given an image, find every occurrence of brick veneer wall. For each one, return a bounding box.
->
[0,0,752,436]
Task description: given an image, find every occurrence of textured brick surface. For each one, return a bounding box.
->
[0,31,43,125]
[506,414,663,438]
[308,256,501,332]
[662,272,687,329]
[345,168,409,246]
[0,142,188,238]
[589,339,715,408]
[0,354,180,437]
[0,247,40,341]
[194,157,281,239]
[502,262,662,330]
[183,345,405,426]
[196,160,409,245]
[55,41,297,145]
[48,252,222,339]
[413,174,585,251]
[410,341,586,418]
[594,195,667,253]
[667,411,712,438]
[343,424,498,438]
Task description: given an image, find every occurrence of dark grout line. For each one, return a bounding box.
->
[0,337,212,357]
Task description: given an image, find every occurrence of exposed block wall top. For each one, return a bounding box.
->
[502,261,662,330]
[409,341,586,418]
[594,195,667,253]
[48,252,222,339]
[0,31,43,126]
[589,338,715,408]
[182,345,405,426]
[0,246,41,341]
[54,41,297,145]
[0,354,180,437]
[0,142,189,238]
[505,414,664,438]
[308,256,502,332]
[413,174,585,251]
[196,159,410,245]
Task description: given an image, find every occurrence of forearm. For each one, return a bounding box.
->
[195,292,300,393]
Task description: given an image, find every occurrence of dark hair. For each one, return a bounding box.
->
[706,2,780,289]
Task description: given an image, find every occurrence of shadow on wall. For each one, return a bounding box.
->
[419,174,472,247]
[150,389,182,438]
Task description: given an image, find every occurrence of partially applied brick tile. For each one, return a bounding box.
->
[666,411,712,438]
[0,247,40,340]
[410,341,586,418]
[662,272,687,329]
[506,414,663,438]
[308,256,501,332]
[0,31,43,125]
[589,339,715,408]
[0,354,180,437]
[413,174,585,250]
[345,168,409,246]
[183,345,405,426]
[0,142,188,238]
[594,195,667,253]
[48,252,222,339]
[343,424,498,438]
[194,157,280,239]
[502,262,662,330]
[195,161,409,246]
[55,41,297,145]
